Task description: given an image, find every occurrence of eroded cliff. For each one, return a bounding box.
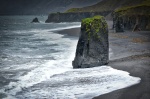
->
[113,1,150,31]
[45,12,110,22]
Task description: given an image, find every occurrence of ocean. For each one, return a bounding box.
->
[0,16,140,99]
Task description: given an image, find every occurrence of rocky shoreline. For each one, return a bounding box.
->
[55,21,150,99]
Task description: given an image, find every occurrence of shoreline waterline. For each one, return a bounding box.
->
[0,17,149,99]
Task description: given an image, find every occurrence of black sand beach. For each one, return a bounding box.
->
[55,23,150,99]
[56,27,80,37]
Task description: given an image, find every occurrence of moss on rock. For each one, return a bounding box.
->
[73,16,109,68]
[65,8,81,13]
[115,0,150,17]
[113,0,150,31]
[81,15,108,40]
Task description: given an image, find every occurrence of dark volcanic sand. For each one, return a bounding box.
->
[56,25,150,99]
[94,53,150,99]
[56,27,80,37]
[94,30,150,99]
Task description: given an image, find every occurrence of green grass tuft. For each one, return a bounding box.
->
[65,8,81,13]
[115,0,150,16]
[81,16,107,40]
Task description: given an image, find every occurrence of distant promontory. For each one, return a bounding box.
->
[45,0,149,23]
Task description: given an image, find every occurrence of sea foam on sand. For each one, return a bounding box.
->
[19,66,141,99]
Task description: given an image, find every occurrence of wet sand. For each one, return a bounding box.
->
[56,27,80,37]
[55,25,150,99]
[94,53,150,99]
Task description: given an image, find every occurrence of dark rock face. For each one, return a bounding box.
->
[72,16,109,68]
[45,12,110,23]
[115,20,124,32]
[113,5,150,31]
[31,17,39,23]
[114,15,150,31]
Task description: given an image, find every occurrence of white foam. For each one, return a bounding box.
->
[13,29,50,34]
[2,60,141,99]
[22,66,140,99]
[49,25,81,32]
[13,24,81,34]
[1,23,140,99]
[1,36,78,98]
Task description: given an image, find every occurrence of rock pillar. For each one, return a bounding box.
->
[73,16,109,68]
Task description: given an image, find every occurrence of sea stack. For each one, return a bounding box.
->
[31,17,39,23]
[73,16,109,68]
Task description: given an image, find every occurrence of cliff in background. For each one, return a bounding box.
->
[114,0,150,31]
[45,0,149,23]
[45,12,110,23]
[65,0,145,13]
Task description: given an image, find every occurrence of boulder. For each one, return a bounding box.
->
[115,20,124,32]
[31,17,39,23]
[72,16,109,68]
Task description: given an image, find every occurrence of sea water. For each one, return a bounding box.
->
[0,16,140,99]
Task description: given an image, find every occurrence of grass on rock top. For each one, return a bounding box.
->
[65,8,79,13]
[115,0,150,16]
[81,16,107,40]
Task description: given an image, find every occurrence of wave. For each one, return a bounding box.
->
[48,25,81,32]
[0,20,140,99]
[11,25,81,34]
[1,46,140,99]
[4,66,140,99]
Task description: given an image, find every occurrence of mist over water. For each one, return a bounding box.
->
[0,16,140,99]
